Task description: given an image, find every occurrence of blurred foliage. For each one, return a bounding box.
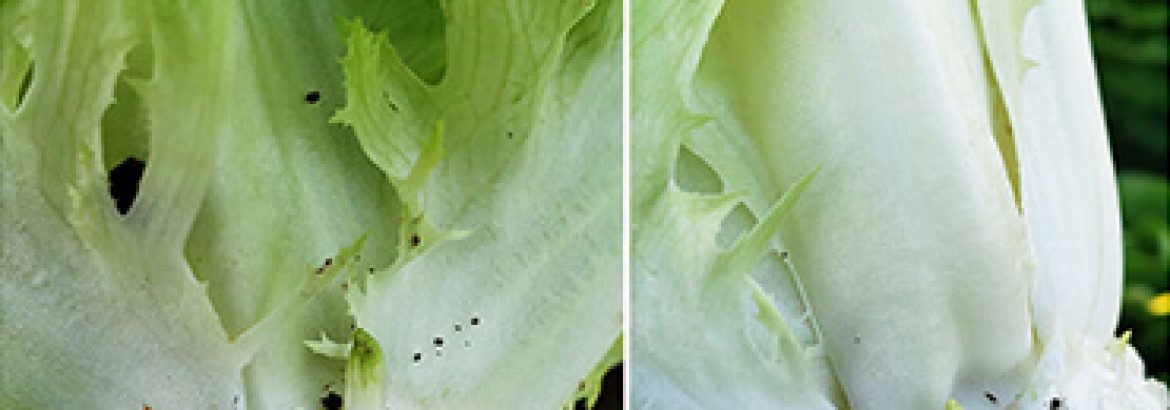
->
[1087,0,1167,174]
[1086,0,1168,384]
[1117,173,1168,383]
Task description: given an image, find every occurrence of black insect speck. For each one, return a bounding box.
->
[412,352,422,363]
[454,324,463,332]
[1050,396,1063,409]
[410,234,421,248]
[434,336,444,347]
[983,390,997,403]
[320,391,342,410]
[470,317,480,326]
[324,258,332,266]
[305,91,321,104]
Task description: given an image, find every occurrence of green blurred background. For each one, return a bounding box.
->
[1086,0,1169,384]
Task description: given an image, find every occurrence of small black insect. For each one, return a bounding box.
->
[470,317,480,326]
[324,258,332,266]
[433,336,444,347]
[304,91,321,104]
[983,390,997,403]
[320,391,342,410]
[412,352,422,363]
[454,323,463,332]
[410,234,422,248]
[1049,396,1063,409]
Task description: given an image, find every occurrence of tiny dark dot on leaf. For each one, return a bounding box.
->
[320,391,342,410]
[412,352,422,363]
[410,234,421,248]
[454,324,462,332]
[305,91,321,104]
[470,317,480,326]
[434,336,444,347]
[984,391,997,403]
[324,258,332,266]
[1050,397,1063,409]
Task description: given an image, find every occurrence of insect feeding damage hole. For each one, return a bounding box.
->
[108,157,146,215]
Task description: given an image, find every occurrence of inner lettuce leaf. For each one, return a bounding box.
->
[632,0,1166,408]
[0,0,621,408]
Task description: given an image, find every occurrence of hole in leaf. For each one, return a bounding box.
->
[716,203,756,249]
[101,44,152,174]
[10,61,34,110]
[673,145,723,194]
[108,157,145,215]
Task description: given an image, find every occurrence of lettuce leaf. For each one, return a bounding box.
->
[0,0,620,408]
[632,0,1166,408]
